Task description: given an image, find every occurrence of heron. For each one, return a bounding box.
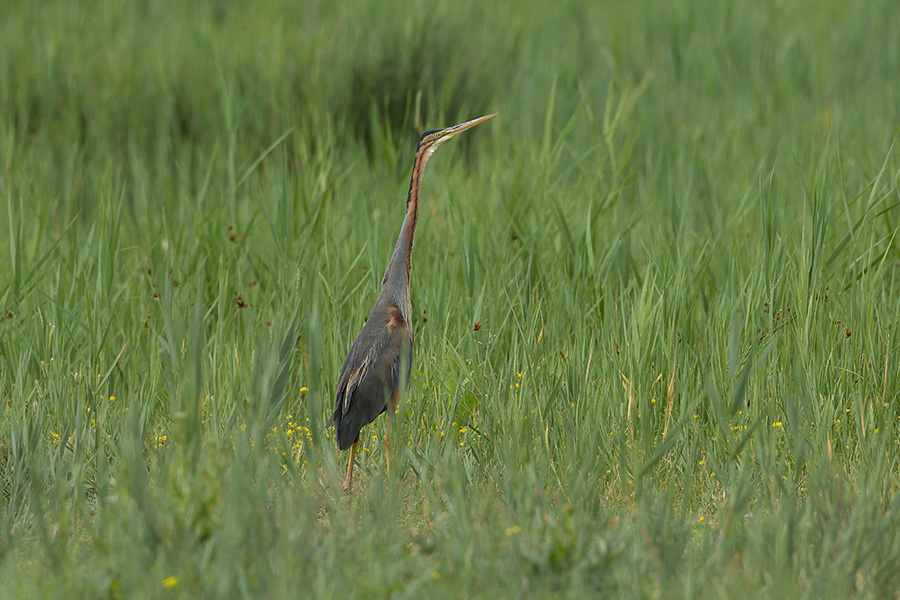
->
[328,113,496,491]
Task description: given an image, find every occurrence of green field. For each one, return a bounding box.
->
[2,0,900,597]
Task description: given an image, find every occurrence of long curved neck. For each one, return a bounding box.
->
[380,143,435,315]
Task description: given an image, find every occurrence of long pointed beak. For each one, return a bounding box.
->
[445,113,497,137]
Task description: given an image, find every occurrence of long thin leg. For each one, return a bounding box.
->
[343,441,357,492]
[385,416,392,476]
[385,387,401,477]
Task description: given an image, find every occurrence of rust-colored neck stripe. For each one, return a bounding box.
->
[402,141,431,281]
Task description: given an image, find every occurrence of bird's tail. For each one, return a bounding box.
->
[333,411,362,450]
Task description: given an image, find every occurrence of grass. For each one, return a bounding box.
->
[1,0,900,597]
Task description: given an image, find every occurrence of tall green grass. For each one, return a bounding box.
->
[1,0,899,597]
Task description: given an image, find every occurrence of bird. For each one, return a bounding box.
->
[328,113,496,491]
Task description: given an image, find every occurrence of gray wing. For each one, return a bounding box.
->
[330,305,411,450]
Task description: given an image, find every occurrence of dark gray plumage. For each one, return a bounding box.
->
[329,113,496,491]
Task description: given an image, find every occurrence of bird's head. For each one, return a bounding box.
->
[417,113,496,159]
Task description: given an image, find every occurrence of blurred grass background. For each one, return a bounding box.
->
[1,0,900,597]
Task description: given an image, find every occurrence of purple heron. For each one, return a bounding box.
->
[328,113,496,490]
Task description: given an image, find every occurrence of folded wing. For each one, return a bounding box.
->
[330,305,411,450]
